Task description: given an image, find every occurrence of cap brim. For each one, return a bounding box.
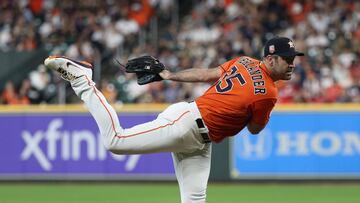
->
[277,51,305,56]
[295,51,305,56]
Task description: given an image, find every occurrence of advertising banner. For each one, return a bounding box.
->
[231,111,360,179]
[0,112,175,180]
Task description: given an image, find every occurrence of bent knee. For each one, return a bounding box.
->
[102,136,137,155]
[102,136,125,154]
[104,143,128,155]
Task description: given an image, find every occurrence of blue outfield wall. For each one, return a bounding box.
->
[231,109,360,179]
[0,104,359,180]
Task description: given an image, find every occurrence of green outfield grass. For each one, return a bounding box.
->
[0,182,359,203]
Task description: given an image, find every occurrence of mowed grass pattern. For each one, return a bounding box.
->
[0,183,359,203]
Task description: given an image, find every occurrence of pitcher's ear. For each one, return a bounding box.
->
[264,55,274,66]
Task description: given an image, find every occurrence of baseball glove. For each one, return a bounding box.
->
[125,56,165,85]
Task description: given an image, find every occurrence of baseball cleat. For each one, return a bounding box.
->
[44,56,93,81]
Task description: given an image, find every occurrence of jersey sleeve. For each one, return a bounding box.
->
[249,98,277,126]
[219,58,239,74]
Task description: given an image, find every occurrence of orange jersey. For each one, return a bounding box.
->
[195,56,278,143]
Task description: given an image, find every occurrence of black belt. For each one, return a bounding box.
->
[195,118,211,143]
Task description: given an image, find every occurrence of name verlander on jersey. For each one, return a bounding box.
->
[239,57,266,95]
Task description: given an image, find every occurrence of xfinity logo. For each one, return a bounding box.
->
[237,131,360,159]
[21,119,140,171]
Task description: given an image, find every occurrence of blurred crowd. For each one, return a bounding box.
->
[0,0,359,105]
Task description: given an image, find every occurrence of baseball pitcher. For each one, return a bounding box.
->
[44,36,304,203]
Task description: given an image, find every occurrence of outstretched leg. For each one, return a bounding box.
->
[44,56,124,149]
[44,56,205,154]
[71,76,125,150]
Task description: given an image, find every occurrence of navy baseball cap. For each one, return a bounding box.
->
[264,37,304,57]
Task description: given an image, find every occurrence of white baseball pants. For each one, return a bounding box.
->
[71,77,212,203]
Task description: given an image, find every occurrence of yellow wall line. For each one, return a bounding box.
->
[0,103,359,113]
